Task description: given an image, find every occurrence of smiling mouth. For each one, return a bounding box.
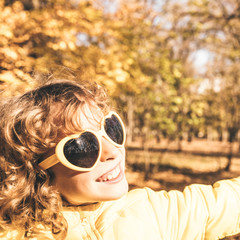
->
[96,164,122,182]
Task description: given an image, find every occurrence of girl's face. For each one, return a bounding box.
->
[51,103,129,205]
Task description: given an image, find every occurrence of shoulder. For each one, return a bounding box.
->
[0,228,25,240]
[0,225,55,240]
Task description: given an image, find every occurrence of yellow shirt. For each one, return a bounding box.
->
[2,178,240,239]
[63,178,240,240]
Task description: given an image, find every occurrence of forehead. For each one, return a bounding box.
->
[76,102,104,130]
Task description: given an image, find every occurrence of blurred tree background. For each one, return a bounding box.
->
[1,0,240,171]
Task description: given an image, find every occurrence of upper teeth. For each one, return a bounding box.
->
[101,166,120,182]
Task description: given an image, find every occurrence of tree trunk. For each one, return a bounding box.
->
[141,132,150,180]
[224,143,233,171]
[224,127,236,171]
[126,96,134,145]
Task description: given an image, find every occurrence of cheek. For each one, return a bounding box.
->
[55,171,94,195]
[120,147,126,160]
[52,165,90,192]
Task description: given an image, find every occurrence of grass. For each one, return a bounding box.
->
[126,150,228,173]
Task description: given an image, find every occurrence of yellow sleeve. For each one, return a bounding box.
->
[144,177,240,239]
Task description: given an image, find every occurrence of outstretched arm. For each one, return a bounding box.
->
[144,177,240,239]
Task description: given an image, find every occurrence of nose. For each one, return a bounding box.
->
[99,137,119,162]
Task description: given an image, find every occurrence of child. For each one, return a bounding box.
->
[1,79,240,240]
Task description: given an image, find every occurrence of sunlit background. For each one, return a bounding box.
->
[1,3,240,231]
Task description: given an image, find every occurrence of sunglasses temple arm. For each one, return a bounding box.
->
[39,154,59,170]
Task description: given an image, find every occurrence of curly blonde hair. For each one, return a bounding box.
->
[0,79,109,239]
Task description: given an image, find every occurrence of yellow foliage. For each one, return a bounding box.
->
[1,48,19,60]
[68,41,76,51]
[0,72,18,84]
[12,1,24,12]
[115,69,129,83]
[59,41,67,49]
[0,25,13,38]
[46,19,62,28]
[98,59,107,65]
[0,71,35,97]
[173,68,182,78]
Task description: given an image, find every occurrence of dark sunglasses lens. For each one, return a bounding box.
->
[63,132,99,168]
[104,114,124,145]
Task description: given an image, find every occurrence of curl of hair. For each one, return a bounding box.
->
[0,79,110,239]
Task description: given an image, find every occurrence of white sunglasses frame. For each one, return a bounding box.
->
[38,111,126,171]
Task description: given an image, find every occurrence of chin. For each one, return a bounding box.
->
[101,177,129,201]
